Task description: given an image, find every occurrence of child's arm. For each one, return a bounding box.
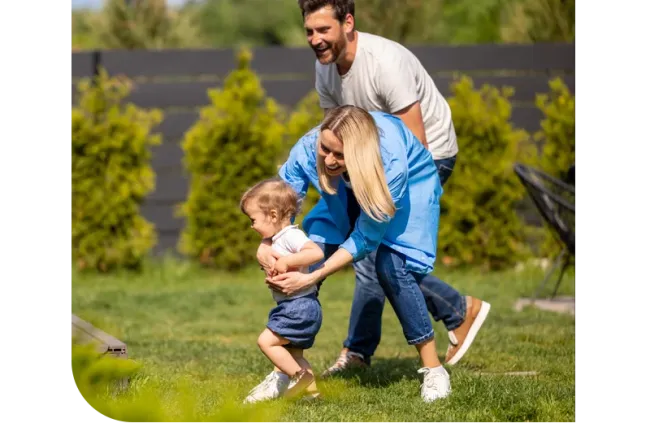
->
[273,241,324,274]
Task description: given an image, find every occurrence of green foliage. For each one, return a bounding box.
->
[70,10,102,52]
[113,0,205,48]
[501,0,575,43]
[439,76,534,269]
[531,77,575,258]
[535,78,575,179]
[72,1,207,50]
[72,342,282,421]
[178,49,286,269]
[72,0,574,49]
[186,0,305,48]
[353,0,446,44]
[72,70,162,272]
[285,90,323,154]
[439,0,510,44]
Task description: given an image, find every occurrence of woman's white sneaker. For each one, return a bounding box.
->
[418,366,451,403]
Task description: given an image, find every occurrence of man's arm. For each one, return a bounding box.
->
[394,101,428,149]
[376,57,428,149]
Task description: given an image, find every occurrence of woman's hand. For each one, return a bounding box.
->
[257,241,281,277]
[272,256,291,275]
[267,271,318,296]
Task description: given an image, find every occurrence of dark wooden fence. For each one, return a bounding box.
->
[71,43,575,254]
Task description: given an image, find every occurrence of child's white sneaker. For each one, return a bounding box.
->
[418,366,451,403]
[243,371,289,404]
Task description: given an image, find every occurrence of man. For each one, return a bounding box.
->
[296,0,491,376]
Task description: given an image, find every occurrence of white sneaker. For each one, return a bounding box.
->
[243,371,289,404]
[418,366,451,403]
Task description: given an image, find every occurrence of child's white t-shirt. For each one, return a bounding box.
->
[271,225,318,302]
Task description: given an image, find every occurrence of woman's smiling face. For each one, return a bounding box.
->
[319,129,346,176]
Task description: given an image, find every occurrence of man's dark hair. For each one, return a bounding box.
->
[298,0,355,22]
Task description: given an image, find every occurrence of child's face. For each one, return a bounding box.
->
[245,203,280,239]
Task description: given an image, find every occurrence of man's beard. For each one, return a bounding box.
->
[313,35,346,64]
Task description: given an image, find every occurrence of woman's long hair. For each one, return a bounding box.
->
[317,106,396,222]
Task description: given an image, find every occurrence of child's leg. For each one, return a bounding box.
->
[286,348,312,373]
[258,329,302,377]
[265,294,322,399]
[285,348,319,399]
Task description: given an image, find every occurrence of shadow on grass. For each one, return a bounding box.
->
[319,355,452,388]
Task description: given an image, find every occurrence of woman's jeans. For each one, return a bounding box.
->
[313,243,466,357]
[313,155,466,358]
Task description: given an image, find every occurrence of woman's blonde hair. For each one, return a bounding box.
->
[317,106,396,222]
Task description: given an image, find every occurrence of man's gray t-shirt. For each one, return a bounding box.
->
[315,31,458,160]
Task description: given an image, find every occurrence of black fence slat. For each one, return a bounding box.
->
[127,79,316,109]
[76,43,575,78]
[149,170,188,203]
[511,106,544,133]
[156,111,200,143]
[123,74,570,111]
[72,52,94,78]
[141,203,184,232]
[412,43,575,72]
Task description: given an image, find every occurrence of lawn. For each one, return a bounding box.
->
[71,258,575,422]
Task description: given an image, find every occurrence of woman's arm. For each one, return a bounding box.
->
[268,248,353,296]
[278,134,318,200]
[310,247,353,282]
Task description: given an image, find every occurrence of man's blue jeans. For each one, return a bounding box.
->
[341,154,464,358]
[434,155,456,187]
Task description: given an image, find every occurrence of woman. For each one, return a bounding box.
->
[263,105,487,402]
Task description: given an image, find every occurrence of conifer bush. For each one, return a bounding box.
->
[535,77,575,179]
[72,70,162,272]
[439,76,535,269]
[178,49,285,269]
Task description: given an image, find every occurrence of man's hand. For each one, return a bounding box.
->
[257,240,281,277]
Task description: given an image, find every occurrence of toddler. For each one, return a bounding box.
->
[240,177,325,403]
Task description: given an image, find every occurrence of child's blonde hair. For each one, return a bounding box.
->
[317,106,396,222]
[240,177,301,221]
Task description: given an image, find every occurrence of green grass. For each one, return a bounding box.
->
[72,257,575,421]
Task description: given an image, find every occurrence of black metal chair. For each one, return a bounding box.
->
[514,163,575,301]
